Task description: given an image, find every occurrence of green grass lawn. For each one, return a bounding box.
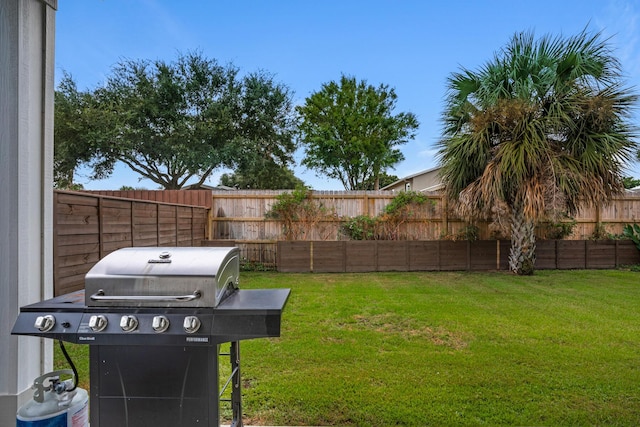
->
[56,270,640,426]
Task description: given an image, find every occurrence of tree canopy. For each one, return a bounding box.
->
[623,177,640,189]
[54,52,299,189]
[54,72,108,189]
[296,75,419,190]
[219,72,302,189]
[438,29,638,274]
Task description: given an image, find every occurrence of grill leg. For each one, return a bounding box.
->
[230,341,243,427]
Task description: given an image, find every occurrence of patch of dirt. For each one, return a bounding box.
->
[352,314,471,350]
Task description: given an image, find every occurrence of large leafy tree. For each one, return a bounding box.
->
[54,72,107,188]
[219,72,303,189]
[88,52,240,189]
[622,176,640,189]
[438,29,637,275]
[55,52,299,189]
[363,172,399,190]
[297,75,419,190]
[219,165,303,189]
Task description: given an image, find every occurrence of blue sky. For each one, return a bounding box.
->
[56,0,640,190]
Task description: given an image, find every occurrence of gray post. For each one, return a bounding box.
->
[0,0,56,423]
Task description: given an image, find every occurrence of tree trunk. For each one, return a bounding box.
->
[509,205,536,275]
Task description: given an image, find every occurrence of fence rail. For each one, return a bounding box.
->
[84,189,213,208]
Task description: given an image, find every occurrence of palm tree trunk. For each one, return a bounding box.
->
[509,205,536,275]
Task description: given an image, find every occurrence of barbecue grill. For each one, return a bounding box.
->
[12,246,290,427]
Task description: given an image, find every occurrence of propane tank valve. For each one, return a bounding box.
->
[17,370,89,426]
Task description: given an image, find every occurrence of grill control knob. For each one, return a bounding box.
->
[120,315,139,332]
[183,316,201,334]
[34,315,55,332]
[152,315,170,333]
[88,315,108,332]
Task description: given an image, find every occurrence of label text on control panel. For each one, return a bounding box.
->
[186,336,209,343]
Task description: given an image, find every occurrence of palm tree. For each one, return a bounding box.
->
[437,29,638,275]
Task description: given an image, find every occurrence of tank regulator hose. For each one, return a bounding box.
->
[58,340,78,392]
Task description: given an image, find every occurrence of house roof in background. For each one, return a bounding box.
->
[382,166,442,191]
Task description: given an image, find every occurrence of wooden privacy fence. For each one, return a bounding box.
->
[210,190,640,241]
[51,189,640,294]
[54,190,209,296]
[277,240,640,273]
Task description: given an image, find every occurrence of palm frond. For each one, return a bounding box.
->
[438,27,638,225]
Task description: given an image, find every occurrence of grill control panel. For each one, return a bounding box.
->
[14,311,214,346]
[13,288,290,347]
[78,313,210,337]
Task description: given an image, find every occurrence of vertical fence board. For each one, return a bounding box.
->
[499,240,511,270]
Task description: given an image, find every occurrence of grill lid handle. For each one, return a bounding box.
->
[90,289,202,303]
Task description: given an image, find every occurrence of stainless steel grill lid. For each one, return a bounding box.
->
[84,247,239,308]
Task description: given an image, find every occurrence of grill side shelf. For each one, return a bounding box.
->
[212,289,290,343]
[215,289,291,314]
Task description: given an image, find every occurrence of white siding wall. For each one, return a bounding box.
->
[0,0,56,422]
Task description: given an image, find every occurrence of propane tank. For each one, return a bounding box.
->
[16,370,88,427]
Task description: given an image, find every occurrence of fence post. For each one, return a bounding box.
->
[130,201,135,246]
[156,202,160,247]
[207,205,213,240]
[364,193,369,216]
[442,196,449,238]
[174,205,179,245]
[584,240,589,269]
[98,196,104,259]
